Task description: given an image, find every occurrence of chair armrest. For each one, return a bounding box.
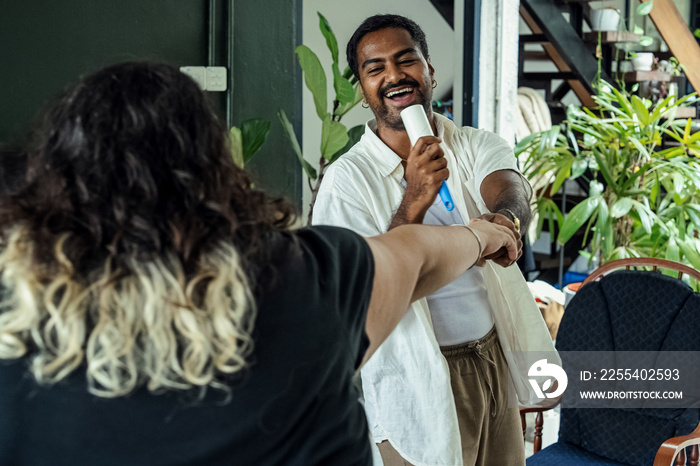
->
[653,421,700,466]
[519,398,561,454]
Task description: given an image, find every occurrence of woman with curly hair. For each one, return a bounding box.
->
[0,61,519,465]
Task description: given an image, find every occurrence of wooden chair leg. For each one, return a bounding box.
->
[690,445,699,466]
[676,447,686,466]
[534,411,543,454]
[521,412,526,441]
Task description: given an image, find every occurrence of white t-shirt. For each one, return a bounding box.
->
[421,192,494,345]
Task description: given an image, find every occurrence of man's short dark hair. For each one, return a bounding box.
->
[346,14,429,81]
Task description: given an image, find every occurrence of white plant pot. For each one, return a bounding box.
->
[590,9,621,31]
[631,53,654,71]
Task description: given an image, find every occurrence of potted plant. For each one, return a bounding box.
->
[631,52,655,71]
[591,7,621,32]
[278,12,364,225]
[516,81,700,270]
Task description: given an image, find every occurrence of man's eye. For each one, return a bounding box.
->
[400,60,416,65]
[368,67,383,75]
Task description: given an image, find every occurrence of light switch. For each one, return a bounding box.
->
[206,66,227,91]
[179,66,207,90]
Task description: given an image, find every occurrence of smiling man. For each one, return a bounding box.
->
[312,14,541,466]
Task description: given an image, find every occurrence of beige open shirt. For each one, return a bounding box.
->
[313,114,559,466]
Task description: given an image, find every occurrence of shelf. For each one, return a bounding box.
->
[623,70,672,82]
[582,31,642,44]
[666,107,697,119]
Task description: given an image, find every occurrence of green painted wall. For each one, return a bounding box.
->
[0,0,301,202]
[232,0,302,202]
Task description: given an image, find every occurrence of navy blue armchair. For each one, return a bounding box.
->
[525,259,700,466]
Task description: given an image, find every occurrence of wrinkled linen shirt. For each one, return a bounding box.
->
[313,114,557,466]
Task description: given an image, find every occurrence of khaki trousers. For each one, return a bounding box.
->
[377,327,525,466]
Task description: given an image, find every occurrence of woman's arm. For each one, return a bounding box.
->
[359,220,521,368]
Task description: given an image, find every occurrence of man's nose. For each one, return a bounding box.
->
[385,62,405,83]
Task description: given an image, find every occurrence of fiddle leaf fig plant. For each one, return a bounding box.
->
[230,118,271,168]
[278,12,364,225]
[517,80,700,268]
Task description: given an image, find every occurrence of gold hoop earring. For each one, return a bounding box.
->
[362,101,369,109]
[432,79,437,89]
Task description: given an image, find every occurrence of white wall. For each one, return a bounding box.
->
[301,0,454,220]
[478,0,520,144]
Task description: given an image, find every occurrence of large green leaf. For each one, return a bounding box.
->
[240,118,271,164]
[332,63,356,106]
[318,12,338,64]
[639,36,654,47]
[630,95,650,126]
[637,1,653,16]
[611,198,634,218]
[230,126,244,168]
[330,124,364,163]
[549,155,573,196]
[295,45,328,120]
[320,115,349,161]
[591,151,617,192]
[336,84,364,117]
[595,199,612,249]
[631,200,653,233]
[665,237,681,262]
[558,196,600,244]
[678,238,700,269]
[277,109,317,179]
[571,157,588,178]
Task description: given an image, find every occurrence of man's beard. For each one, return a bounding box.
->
[372,79,432,131]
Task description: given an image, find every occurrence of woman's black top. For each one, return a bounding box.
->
[0,226,375,465]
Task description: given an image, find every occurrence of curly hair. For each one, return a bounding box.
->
[0,61,297,397]
[346,14,429,80]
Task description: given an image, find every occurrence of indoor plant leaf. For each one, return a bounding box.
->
[230,126,244,168]
[318,12,339,64]
[240,118,271,164]
[278,108,318,179]
[638,36,654,47]
[558,196,600,244]
[631,200,654,233]
[330,124,364,163]
[295,45,328,120]
[636,1,653,16]
[336,84,364,117]
[320,114,349,161]
[665,237,681,262]
[611,198,634,218]
[332,63,356,106]
[630,95,650,126]
[548,155,573,196]
[677,238,700,270]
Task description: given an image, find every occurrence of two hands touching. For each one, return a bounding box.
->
[396,134,523,268]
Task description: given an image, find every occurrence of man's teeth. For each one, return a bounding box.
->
[386,87,413,98]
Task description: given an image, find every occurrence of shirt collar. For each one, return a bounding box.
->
[361,115,449,178]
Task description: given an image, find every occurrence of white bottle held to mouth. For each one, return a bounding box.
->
[400,104,454,211]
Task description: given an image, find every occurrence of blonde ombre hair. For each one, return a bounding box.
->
[0,227,256,397]
[0,62,296,397]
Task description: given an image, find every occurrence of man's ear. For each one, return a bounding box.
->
[427,59,435,77]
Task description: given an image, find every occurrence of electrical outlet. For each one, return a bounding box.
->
[179,66,207,90]
[206,66,227,91]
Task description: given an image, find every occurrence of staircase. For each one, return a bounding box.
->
[519,0,700,119]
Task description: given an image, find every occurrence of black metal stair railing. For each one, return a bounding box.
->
[520,0,609,96]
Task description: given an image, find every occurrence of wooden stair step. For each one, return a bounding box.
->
[623,70,672,82]
[582,31,642,43]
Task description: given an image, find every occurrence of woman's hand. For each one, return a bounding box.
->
[467,218,522,268]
